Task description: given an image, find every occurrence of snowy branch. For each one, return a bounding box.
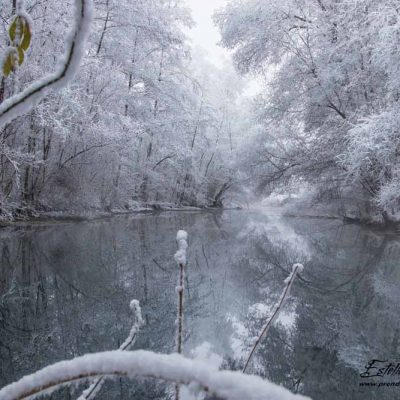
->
[0,350,311,400]
[0,0,93,128]
[78,299,144,400]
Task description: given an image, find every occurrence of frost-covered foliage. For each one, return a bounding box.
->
[0,0,247,220]
[216,0,400,221]
[340,107,400,216]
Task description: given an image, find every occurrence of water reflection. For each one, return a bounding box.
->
[0,211,399,399]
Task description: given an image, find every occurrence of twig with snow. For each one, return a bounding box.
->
[0,350,311,400]
[0,0,93,128]
[77,299,144,400]
[174,230,188,400]
[242,263,304,373]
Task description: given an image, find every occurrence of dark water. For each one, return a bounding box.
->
[0,210,400,399]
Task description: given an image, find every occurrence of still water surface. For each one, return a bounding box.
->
[0,210,399,399]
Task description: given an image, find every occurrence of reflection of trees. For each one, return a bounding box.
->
[233,217,400,400]
[1,213,400,399]
[0,212,252,399]
[294,233,397,399]
[0,220,176,398]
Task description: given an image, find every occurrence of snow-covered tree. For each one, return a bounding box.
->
[0,0,248,219]
[216,0,400,221]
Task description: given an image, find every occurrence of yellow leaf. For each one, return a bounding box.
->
[20,19,31,51]
[17,46,24,65]
[8,17,18,43]
[2,52,16,77]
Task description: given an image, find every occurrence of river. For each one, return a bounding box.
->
[0,209,399,399]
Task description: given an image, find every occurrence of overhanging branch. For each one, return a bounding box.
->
[0,0,93,128]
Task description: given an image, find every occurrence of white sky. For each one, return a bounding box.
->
[184,0,231,68]
[184,0,261,96]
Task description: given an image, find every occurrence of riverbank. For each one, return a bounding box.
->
[259,192,400,231]
[0,203,242,228]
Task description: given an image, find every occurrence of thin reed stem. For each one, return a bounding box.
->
[242,263,304,373]
[174,230,188,400]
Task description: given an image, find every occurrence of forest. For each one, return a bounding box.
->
[0,0,252,220]
[0,0,398,224]
[215,0,400,224]
[1,1,400,400]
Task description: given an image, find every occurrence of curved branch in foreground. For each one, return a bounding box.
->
[0,0,93,128]
[0,350,311,400]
